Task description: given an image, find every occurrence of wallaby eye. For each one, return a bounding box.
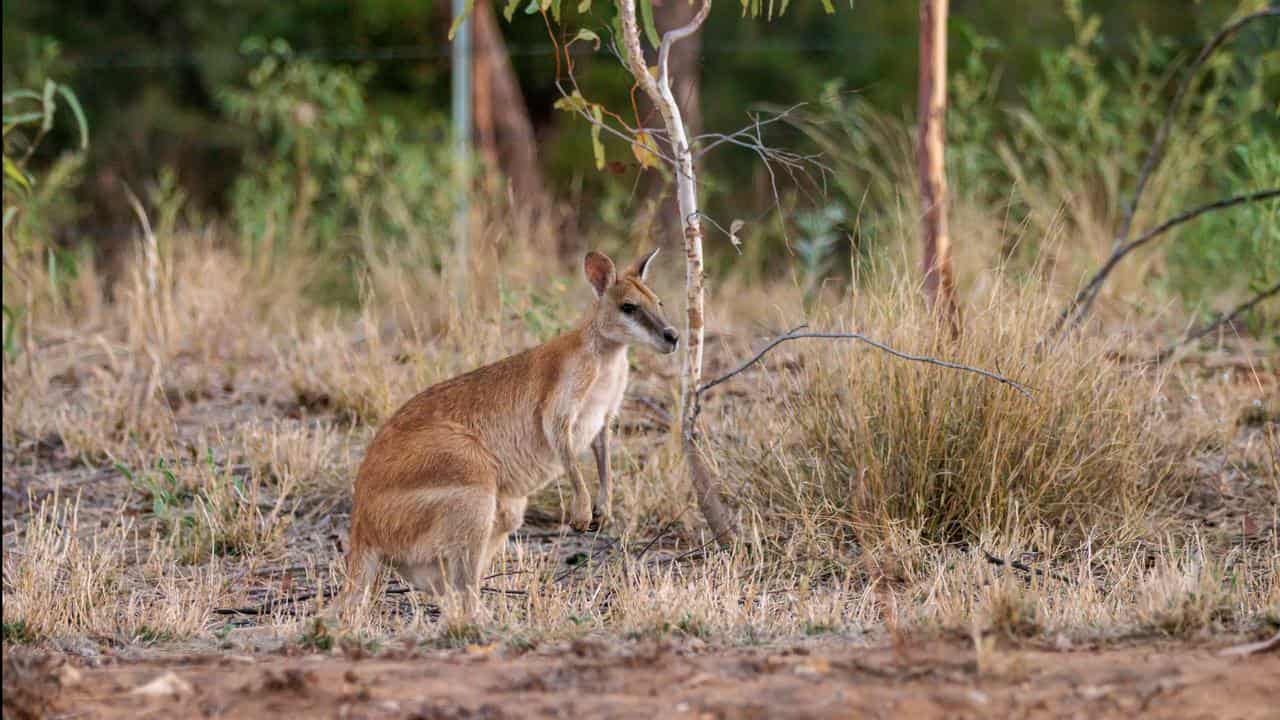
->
[619,303,637,315]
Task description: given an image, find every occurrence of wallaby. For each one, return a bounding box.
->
[344,249,677,616]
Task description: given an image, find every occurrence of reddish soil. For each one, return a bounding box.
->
[7,637,1278,719]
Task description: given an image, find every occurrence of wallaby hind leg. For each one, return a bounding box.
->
[480,495,527,573]
[399,485,496,621]
[337,541,383,622]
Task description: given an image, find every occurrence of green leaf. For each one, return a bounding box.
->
[114,462,137,484]
[571,28,602,50]
[640,0,661,49]
[1,303,21,359]
[4,156,31,193]
[47,247,58,295]
[610,2,625,49]
[447,0,475,41]
[55,84,89,150]
[552,90,592,113]
[504,0,522,21]
[577,0,592,12]
[2,89,42,104]
[40,80,56,134]
[590,105,606,171]
[3,112,45,127]
[819,0,835,13]
[524,0,539,14]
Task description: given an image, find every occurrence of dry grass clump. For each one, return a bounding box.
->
[119,454,295,564]
[238,418,360,501]
[50,364,176,466]
[2,495,222,643]
[716,278,1179,553]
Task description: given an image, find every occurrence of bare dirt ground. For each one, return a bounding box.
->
[6,636,1279,719]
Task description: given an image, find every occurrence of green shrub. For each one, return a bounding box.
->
[220,38,454,304]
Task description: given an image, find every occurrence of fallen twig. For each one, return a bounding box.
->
[1218,631,1280,657]
[980,550,1071,584]
[213,581,526,617]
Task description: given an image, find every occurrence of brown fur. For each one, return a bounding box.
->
[345,249,676,616]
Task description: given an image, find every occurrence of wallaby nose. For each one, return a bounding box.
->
[662,328,679,346]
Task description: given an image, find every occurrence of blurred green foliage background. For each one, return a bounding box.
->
[3,0,1277,325]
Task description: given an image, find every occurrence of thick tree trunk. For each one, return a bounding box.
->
[918,0,961,336]
[619,0,735,549]
[472,1,548,210]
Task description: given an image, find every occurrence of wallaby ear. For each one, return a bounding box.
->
[625,248,660,282]
[583,251,617,297]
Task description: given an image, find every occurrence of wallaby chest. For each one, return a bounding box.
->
[572,351,628,451]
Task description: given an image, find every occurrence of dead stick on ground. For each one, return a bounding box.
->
[981,550,1071,584]
[214,582,526,617]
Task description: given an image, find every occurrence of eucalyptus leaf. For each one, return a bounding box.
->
[56,85,90,150]
[640,0,661,49]
[572,28,602,50]
[590,105,606,170]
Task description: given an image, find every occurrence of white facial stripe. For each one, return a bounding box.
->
[623,310,666,342]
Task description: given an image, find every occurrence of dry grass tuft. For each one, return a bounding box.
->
[2,495,223,642]
[717,279,1178,552]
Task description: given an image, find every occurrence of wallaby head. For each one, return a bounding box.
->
[583,249,679,354]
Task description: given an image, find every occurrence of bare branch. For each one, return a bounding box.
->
[691,104,833,244]
[693,324,1033,425]
[1114,8,1279,254]
[657,0,712,98]
[693,103,809,158]
[1151,281,1280,364]
[1049,188,1280,337]
[1045,9,1280,340]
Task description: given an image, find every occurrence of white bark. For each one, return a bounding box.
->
[618,0,734,547]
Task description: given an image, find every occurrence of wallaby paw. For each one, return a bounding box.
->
[589,505,612,531]
[568,495,593,531]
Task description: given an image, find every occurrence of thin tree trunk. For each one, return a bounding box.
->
[646,0,704,247]
[471,1,548,210]
[619,0,735,549]
[918,0,961,336]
